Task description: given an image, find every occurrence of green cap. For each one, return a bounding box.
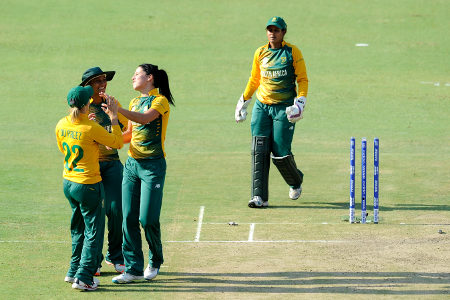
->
[67,86,93,108]
[266,16,287,30]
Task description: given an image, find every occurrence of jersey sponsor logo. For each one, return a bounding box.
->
[261,69,288,78]
[60,129,82,140]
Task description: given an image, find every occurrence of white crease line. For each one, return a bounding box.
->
[248,223,255,242]
[194,206,205,242]
[419,81,450,86]
[207,222,304,225]
[166,240,349,243]
[0,240,348,244]
[0,240,68,243]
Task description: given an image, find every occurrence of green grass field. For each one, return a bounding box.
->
[1,0,449,299]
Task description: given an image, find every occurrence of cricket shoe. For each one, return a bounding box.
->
[248,196,268,208]
[94,267,101,276]
[72,277,99,291]
[144,265,159,280]
[112,272,144,284]
[105,259,126,273]
[64,276,75,283]
[289,186,302,200]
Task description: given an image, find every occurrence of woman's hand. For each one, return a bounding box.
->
[101,95,119,125]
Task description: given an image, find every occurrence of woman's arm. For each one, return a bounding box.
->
[118,107,160,125]
[243,47,262,100]
[122,120,133,144]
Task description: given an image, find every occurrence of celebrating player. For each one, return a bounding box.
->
[56,85,123,291]
[111,63,174,284]
[80,67,128,275]
[235,16,309,208]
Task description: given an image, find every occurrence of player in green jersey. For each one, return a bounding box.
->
[80,67,129,275]
[111,63,174,284]
[235,16,309,208]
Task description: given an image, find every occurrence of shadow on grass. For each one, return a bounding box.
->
[98,271,450,295]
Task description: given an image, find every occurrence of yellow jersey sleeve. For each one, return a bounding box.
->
[292,45,308,97]
[243,47,263,100]
[151,95,170,116]
[89,123,123,150]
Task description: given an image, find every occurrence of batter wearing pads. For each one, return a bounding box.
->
[235,16,309,208]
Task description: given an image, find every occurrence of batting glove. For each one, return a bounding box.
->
[235,94,252,123]
[286,96,307,123]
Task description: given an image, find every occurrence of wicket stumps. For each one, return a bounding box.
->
[361,138,367,223]
[349,138,355,223]
[373,138,379,224]
[349,137,379,224]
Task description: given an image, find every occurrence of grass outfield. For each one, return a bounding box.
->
[0,0,449,299]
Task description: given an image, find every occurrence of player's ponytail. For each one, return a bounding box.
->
[139,63,175,106]
[69,107,81,123]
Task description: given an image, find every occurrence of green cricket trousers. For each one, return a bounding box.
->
[63,179,105,284]
[97,160,124,267]
[122,156,166,276]
[251,100,296,157]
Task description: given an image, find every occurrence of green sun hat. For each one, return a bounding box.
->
[80,66,115,86]
[67,86,94,108]
[266,16,287,30]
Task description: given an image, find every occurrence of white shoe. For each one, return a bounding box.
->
[72,277,99,291]
[144,265,159,280]
[289,186,302,200]
[64,276,75,283]
[105,258,126,273]
[248,196,268,208]
[114,264,126,273]
[94,267,101,276]
[112,272,144,284]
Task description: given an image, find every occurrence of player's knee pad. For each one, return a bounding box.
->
[251,136,270,201]
[271,154,303,187]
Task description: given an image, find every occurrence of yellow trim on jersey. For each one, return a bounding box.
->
[243,41,308,104]
[127,88,170,159]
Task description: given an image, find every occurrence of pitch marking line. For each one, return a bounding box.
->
[194,206,205,242]
[248,223,255,242]
[166,240,348,243]
[0,239,349,244]
[420,81,450,86]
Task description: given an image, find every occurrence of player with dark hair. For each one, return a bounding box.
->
[235,16,309,208]
[80,67,128,276]
[111,63,174,284]
[56,85,123,291]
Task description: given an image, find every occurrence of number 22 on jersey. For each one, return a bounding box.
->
[62,142,84,172]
